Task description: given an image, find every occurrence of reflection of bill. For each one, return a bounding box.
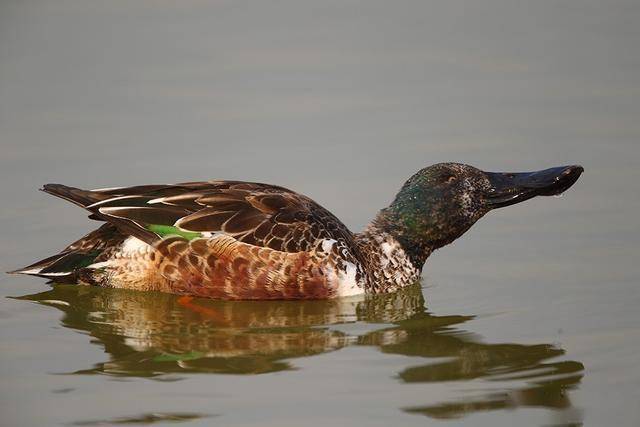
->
[17,284,583,419]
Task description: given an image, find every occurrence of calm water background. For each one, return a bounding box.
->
[1,1,639,426]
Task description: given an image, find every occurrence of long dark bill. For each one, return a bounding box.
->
[485,165,584,208]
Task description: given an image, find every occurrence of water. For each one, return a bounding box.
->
[1,1,639,426]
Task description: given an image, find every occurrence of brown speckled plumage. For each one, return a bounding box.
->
[12,163,583,299]
[94,234,341,299]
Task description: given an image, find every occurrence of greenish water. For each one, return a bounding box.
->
[1,1,639,426]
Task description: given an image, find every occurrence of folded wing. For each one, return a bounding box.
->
[46,181,354,253]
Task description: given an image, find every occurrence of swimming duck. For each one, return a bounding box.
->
[11,163,583,299]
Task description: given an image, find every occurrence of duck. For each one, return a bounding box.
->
[10,163,583,300]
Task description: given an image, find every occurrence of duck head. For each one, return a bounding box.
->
[375,163,583,268]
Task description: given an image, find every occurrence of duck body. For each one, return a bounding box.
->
[12,163,583,300]
[14,181,420,299]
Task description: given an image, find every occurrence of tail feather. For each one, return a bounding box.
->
[9,223,126,280]
[41,183,159,244]
[11,182,160,280]
[8,251,99,279]
[41,184,109,208]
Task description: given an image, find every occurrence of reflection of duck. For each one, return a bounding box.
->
[17,284,425,375]
[16,284,583,419]
[12,164,582,299]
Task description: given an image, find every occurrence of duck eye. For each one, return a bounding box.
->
[439,174,457,184]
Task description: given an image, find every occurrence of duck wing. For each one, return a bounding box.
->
[42,181,354,253]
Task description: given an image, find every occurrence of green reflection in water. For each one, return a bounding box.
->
[14,284,583,420]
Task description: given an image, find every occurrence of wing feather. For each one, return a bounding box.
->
[54,180,356,253]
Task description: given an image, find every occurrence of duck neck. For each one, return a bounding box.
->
[363,209,435,271]
[354,218,424,293]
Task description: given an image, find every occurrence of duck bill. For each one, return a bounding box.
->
[485,165,584,209]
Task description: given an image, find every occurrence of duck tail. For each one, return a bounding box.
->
[7,251,99,279]
[7,223,125,280]
[7,185,113,279]
[40,183,108,208]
